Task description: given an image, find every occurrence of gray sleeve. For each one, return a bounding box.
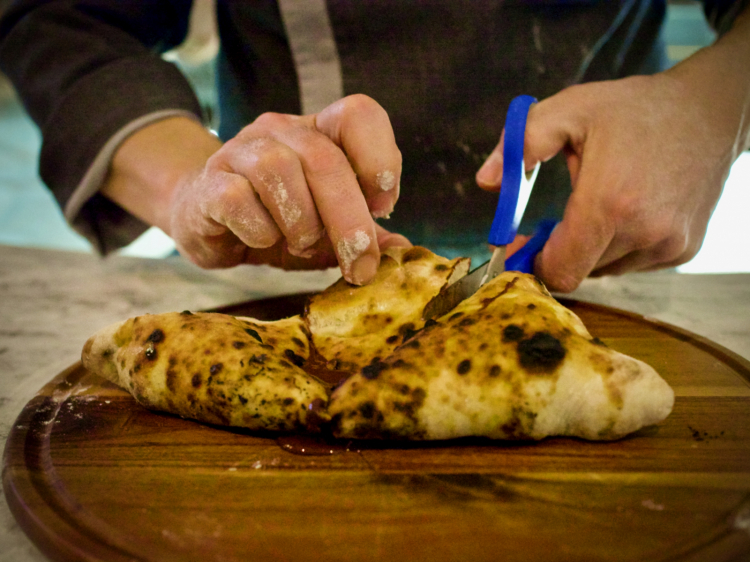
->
[702,0,750,33]
[64,109,203,254]
[0,0,204,253]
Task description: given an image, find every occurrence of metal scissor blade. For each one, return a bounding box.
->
[422,260,490,321]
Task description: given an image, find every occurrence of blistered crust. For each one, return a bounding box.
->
[328,272,674,441]
[81,253,674,442]
[306,246,470,372]
[82,311,328,431]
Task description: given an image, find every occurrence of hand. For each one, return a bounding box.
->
[170,94,409,283]
[477,71,744,292]
[104,95,410,285]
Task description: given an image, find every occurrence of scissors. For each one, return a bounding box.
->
[422,95,558,320]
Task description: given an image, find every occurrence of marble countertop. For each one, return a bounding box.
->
[1,244,749,561]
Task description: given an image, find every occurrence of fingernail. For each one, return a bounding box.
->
[337,229,375,284]
[368,192,396,220]
[371,208,392,220]
[349,253,378,285]
[476,153,503,187]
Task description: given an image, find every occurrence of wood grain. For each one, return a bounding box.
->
[3,296,750,562]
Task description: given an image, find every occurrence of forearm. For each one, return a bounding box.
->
[667,3,750,161]
[101,117,223,236]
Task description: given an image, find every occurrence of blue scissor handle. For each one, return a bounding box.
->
[487,94,537,247]
[505,219,557,274]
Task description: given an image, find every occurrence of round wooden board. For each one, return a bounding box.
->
[4,295,750,562]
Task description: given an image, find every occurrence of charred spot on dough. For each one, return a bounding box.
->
[434,263,449,272]
[457,359,472,375]
[488,365,501,377]
[402,246,431,263]
[591,337,608,347]
[181,310,193,315]
[292,336,305,349]
[260,343,274,351]
[210,363,223,376]
[362,359,388,380]
[527,303,536,310]
[396,384,411,395]
[166,367,178,393]
[245,328,263,343]
[358,401,376,419]
[232,341,246,349]
[588,350,617,377]
[249,354,266,365]
[449,312,464,321]
[458,317,476,327]
[284,349,306,368]
[480,297,498,308]
[386,335,399,345]
[394,401,417,417]
[606,382,624,410]
[496,276,520,297]
[399,322,418,343]
[500,407,536,439]
[191,373,202,388]
[517,332,566,372]
[237,395,248,406]
[283,397,295,406]
[412,387,426,402]
[147,329,164,344]
[503,324,525,342]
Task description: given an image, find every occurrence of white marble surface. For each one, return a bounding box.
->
[1,244,749,561]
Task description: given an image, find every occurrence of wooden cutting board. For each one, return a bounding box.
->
[4,295,750,562]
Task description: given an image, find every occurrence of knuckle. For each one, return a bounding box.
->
[653,235,688,263]
[607,195,674,250]
[213,172,249,205]
[340,93,388,124]
[630,224,670,251]
[248,111,292,132]
[251,142,298,176]
[304,142,347,175]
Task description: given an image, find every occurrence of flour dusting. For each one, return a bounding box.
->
[290,227,325,258]
[264,173,301,228]
[337,230,371,275]
[376,170,397,192]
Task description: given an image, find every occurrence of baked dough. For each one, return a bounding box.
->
[327,272,675,440]
[82,247,674,441]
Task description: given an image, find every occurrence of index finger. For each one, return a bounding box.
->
[314,94,402,219]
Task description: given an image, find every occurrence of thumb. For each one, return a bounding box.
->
[476,94,579,191]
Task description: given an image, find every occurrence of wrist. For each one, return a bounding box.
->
[101,116,223,235]
[664,5,750,161]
